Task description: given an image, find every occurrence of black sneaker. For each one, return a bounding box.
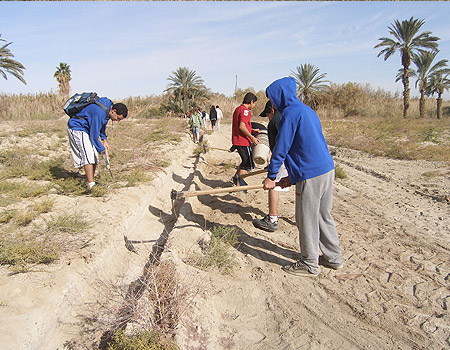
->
[253,214,278,232]
[319,255,343,270]
[282,260,319,277]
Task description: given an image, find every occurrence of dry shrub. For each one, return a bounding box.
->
[0,92,67,120]
[65,260,182,349]
[147,261,180,332]
[322,115,450,161]
[121,95,166,119]
[317,82,401,118]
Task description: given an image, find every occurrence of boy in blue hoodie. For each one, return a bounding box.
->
[67,98,128,189]
[262,77,343,276]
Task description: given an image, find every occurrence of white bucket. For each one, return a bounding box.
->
[253,130,270,165]
[253,143,270,165]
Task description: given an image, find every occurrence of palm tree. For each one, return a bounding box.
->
[0,34,26,85]
[290,63,329,107]
[165,67,207,115]
[412,50,449,118]
[375,17,439,118]
[425,72,450,119]
[54,62,71,95]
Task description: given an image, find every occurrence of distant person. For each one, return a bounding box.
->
[253,100,289,232]
[216,105,223,130]
[190,108,203,143]
[67,96,128,190]
[201,110,207,127]
[263,77,343,276]
[231,92,259,186]
[209,105,217,132]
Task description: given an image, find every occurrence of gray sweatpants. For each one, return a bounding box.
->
[295,169,342,274]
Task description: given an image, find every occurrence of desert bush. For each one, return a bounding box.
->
[0,212,92,271]
[54,177,88,196]
[192,142,205,157]
[189,225,238,274]
[0,233,59,270]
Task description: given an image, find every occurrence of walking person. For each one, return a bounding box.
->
[216,105,223,130]
[67,96,128,190]
[209,105,217,132]
[262,77,343,276]
[231,92,259,186]
[253,100,289,232]
[201,110,207,128]
[190,108,203,143]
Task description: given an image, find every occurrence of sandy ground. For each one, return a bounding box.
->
[0,120,449,349]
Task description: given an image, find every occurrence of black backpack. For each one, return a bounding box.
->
[63,92,108,118]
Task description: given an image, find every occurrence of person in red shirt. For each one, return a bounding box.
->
[231,92,259,186]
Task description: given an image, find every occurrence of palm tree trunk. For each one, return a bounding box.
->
[402,67,410,118]
[419,91,425,118]
[436,95,442,119]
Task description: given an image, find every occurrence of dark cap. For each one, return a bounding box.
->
[259,100,274,117]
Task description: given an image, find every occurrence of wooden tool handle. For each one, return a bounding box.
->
[240,168,267,180]
[180,184,263,198]
[211,147,230,152]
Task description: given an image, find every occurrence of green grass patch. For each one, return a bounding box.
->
[107,329,178,350]
[335,165,347,179]
[45,213,91,235]
[145,129,181,144]
[124,169,153,187]
[419,126,441,144]
[422,170,442,178]
[0,212,91,271]
[193,142,205,157]
[0,239,58,269]
[0,232,59,270]
[220,162,236,171]
[189,225,238,275]
[54,177,88,196]
[0,198,54,226]
[90,184,108,197]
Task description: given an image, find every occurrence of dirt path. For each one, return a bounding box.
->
[167,123,450,349]
[0,121,449,349]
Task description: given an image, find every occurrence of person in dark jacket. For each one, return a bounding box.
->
[209,105,217,132]
[67,97,128,189]
[263,77,343,277]
[253,100,289,232]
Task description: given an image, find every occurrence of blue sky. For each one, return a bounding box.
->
[1,1,450,100]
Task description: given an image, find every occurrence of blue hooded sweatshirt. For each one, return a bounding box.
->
[266,77,334,183]
[67,97,113,154]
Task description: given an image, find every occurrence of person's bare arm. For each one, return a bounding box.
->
[239,122,259,145]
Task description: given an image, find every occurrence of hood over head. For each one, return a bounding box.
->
[265,77,298,113]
